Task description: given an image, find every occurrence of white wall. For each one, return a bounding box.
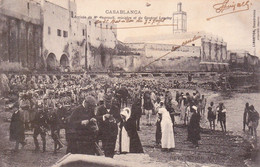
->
[42,1,70,66]
[80,18,117,70]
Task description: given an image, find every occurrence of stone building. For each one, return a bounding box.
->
[0,0,117,72]
[112,41,141,71]
[122,41,201,72]
[228,50,259,71]
[0,0,43,71]
[40,0,117,72]
[42,0,72,71]
[200,34,229,71]
[79,18,117,71]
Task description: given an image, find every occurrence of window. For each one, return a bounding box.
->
[71,11,74,18]
[82,29,85,36]
[48,27,51,35]
[27,2,30,9]
[110,26,112,30]
[57,29,61,36]
[63,31,68,37]
[100,23,102,28]
[95,22,97,27]
[89,21,91,26]
[106,25,108,29]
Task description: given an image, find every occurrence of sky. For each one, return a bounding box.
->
[47,0,260,56]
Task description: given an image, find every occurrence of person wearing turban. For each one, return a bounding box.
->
[158,101,175,151]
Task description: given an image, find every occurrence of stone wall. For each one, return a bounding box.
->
[122,42,201,72]
[0,14,43,71]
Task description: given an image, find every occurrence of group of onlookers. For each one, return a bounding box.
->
[6,73,259,159]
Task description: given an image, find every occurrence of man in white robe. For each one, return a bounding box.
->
[158,102,175,151]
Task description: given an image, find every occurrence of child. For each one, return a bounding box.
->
[208,107,215,130]
[208,102,216,130]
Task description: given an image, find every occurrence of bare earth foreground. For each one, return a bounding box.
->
[0,103,254,167]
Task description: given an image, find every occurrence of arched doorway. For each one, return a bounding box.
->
[60,54,69,67]
[60,54,70,72]
[46,53,56,71]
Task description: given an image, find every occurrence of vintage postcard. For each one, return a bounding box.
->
[0,0,260,167]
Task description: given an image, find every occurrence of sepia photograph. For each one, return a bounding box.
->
[0,0,260,166]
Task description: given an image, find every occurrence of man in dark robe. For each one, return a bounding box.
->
[33,103,49,152]
[101,115,118,158]
[56,103,68,132]
[143,88,153,126]
[10,110,26,151]
[49,110,63,153]
[110,98,121,123]
[155,111,162,146]
[114,85,122,109]
[95,99,119,158]
[120,86,129,108]
[95,100,108,142]
[188,106,201,148]
[66,96,98,155]
[131,94,142,131]
[243,102,250,131]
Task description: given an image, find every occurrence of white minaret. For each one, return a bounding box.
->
[173,2,187,34]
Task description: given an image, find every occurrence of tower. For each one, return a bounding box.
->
[173,2,187,34]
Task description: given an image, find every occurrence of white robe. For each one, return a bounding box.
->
[120,108,131,153]
[159,107,175,149]
[121,126,130,153]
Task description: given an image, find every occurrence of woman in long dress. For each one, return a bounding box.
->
[119,107,143,153]
[158,102,175,151]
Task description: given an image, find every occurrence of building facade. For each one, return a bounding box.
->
[42,0,72,71]
[0,0,117,72]
[80,18,117,71]
[200,34,229,71]
[123,42,201,72]
[41,0,117,72]
[228,50,259,71]
[0,0,43,71]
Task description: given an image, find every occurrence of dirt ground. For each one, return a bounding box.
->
[0,106,253,167]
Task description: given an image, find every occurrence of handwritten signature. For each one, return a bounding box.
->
[95,17,167,25]
[94,18,176,29]
[207,0,251,21]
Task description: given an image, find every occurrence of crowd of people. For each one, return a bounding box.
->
[3,73,258,158]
